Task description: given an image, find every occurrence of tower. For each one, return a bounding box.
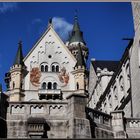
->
[6,41,27,101]
[67,15,89,64]
[72,43,88,93]
[69,15,89,93]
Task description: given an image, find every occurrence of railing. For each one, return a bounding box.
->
[38,89,61,95]
[125,118,140,128]
[28,124,44,132]
[86,107,112,126]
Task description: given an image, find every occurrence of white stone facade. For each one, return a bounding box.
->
[1,2,140,139]
[88,2,140,118]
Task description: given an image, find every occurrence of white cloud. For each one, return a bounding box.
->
[52,17,73,42]
[0,2,18,13]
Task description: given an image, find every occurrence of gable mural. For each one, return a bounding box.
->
[30,67,41,87]
[58,67,69,87]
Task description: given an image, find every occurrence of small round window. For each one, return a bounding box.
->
[48,55,52,58]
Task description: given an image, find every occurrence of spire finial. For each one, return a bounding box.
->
[48,17,53,27]
[49,18,52,24]
[18,40,22,47]
[13,40,24,66]
[74,9,78,21]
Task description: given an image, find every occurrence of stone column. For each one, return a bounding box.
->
[67,93,91,138]
[111,110,127,138]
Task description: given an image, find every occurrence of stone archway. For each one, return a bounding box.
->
[27,117,50,138]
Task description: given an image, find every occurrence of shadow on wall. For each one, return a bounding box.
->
[42,122,50,138]
[0,118,7,138]
[0,92,9,138]
[86,113,97,138]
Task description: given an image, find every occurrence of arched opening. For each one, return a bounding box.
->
[27,117,50,138]
[42,82,46,89]
[13,82,15,89]
[41,65,44,72]
[114,86,118,100]
[20,83,23,89]
[56,65,59,72]
[76,82,79,90]
[126,64,130,88]
[48,82,52,89]
[52,65,55,72]
[53,82,57,89]
[45,65,48,72]
[119,76,124,92]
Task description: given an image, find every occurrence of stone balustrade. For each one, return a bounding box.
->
[86,107,112,126]
[7,101,68,120]
[38,89,61,95]
[126,118,140,128]
[38,89,62,100]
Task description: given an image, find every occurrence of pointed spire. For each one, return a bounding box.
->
[13,41,24,66]
[69,13,85,45]
[73,10,80,32]
[75,43,86,68]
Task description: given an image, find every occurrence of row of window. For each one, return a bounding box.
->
[92,63,130,113]
[42,82,57,90]
[41,65,59,72]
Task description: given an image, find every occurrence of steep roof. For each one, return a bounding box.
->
[24,21,76,63]
[69,16,85,45]
[75,43,86,68]
[13,41,24,66]
[91,60,119,73]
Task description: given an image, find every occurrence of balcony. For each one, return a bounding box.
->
[38,89,62,100]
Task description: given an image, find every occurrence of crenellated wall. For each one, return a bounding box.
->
[6,94,91,139]
[7,101,68,138]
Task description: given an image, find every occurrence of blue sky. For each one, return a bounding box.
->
[0,2,134,91]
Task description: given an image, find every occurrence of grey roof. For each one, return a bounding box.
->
[75,43,86,68]
[91,60,119,73]
[69,16,85,44]
[13,41,25,66]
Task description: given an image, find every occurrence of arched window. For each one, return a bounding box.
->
[126,64,130,81]
[13,82,15,89]
[52,65,55,72]
[53,82,57,89]
[113,86,118,100]
[119,76,124,92]
[56,65,59,72]
[41,65,44,72]
[20,83,23,89]
[42,82,46,89]
[108,95,112,108]
[45,65,48,72]
[76,82,79,90]
[48,82,52,89]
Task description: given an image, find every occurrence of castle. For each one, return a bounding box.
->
[0,2,140,139]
